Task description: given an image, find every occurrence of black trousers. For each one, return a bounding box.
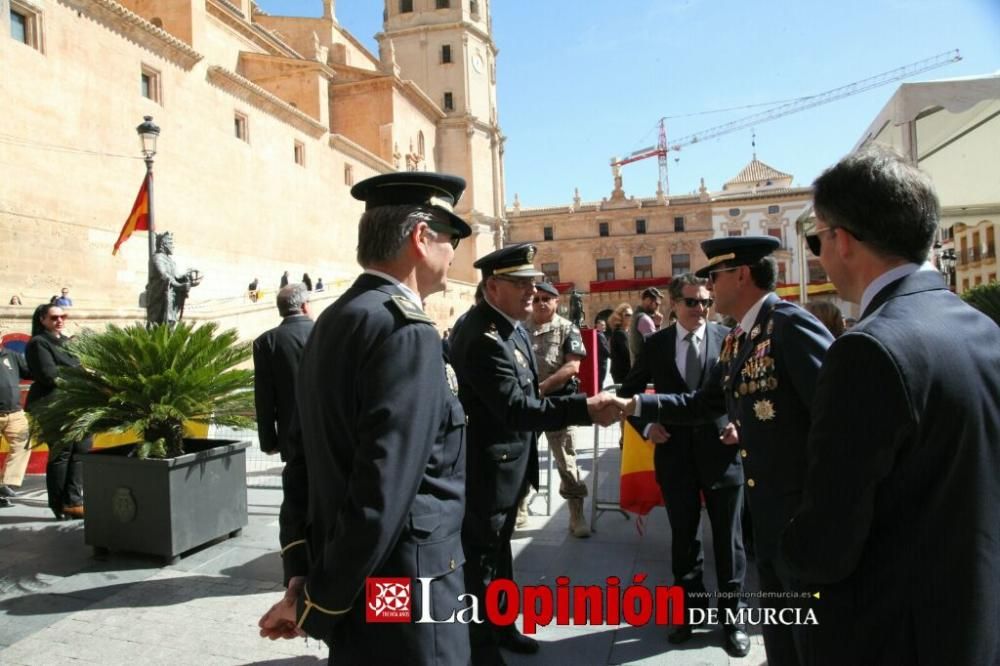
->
[657,463,746,617]
[462,500,519,665]
[756,556,809,666]
[46,436,92,512]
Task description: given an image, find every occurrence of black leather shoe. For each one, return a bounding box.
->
[496,627,539,654]
[0,485,18,498]
[667,624,693,644]
[724,624,751,657]
[0,497,12,509]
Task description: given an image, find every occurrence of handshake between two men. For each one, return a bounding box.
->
[596,394,740,447]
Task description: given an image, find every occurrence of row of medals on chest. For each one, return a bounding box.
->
[720,325,778,397]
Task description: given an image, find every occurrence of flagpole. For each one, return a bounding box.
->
[136,117,160,325]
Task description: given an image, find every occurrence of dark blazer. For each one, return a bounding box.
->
[448,300,591,513]
[620,322,742,490]
[252,314,313,458]
[781,270,1000,666]
[293,274,468,664]
[609,327,631,384]
[637,293,833,562]
[24,333,78,410]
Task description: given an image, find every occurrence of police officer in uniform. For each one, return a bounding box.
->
[258,172,472,665]
[525,282,590,537]
[627,236,834,666]
[449,244,624,665]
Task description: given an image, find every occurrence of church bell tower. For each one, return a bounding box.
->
[379,0,506,265]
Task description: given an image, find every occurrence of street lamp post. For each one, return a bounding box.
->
[136,116,160,266]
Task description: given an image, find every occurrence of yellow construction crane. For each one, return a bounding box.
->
[611,49,962,199]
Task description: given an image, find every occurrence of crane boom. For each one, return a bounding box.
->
[611,49,962,197]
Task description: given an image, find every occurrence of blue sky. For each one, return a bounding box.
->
[257,1,1000,207]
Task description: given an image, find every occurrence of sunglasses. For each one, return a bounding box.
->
[707,266,740,283]
[49,315,68,321]
[680,297,714,308]
[427,223,460,249]
[532,297,554,304]
[494,276,537,289]
[806,226,836,257]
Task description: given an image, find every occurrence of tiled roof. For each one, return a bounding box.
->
[725,158,792,186]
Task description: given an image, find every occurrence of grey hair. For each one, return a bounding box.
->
[356,204,441,267]
[277,283,309,317]
[667,273,707,301]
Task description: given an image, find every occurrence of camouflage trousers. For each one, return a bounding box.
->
[545,428,588,499]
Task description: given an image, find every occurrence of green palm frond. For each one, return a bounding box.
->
[30,322,254,459]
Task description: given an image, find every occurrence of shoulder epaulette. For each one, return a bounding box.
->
[389,295,434,324]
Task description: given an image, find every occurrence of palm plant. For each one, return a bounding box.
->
[961,281,1000,327]
[31,322,254,459]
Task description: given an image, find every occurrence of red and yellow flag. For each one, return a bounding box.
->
[113,174,150,255]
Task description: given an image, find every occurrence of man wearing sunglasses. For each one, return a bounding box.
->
[449,243,626,665]
[619,273,749,657]
[259,172,473,664]
[780,147,1000,666]
[626,236,834,666]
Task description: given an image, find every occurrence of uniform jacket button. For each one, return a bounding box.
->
[740,449,748,458]
[501,453,507,460]
[747,478,756,488]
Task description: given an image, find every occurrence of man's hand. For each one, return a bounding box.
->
[258,576,306,640]
[586,392,627,426]
[619,396,637,416]
[646,423,671,444]
[719,422,740,445]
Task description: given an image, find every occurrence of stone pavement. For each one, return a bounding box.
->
[0,441,767,665]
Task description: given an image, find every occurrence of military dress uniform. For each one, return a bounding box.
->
[526,306,588,501]
[291,173,472,665]
[635,237,834,666]
[448,244,594,664]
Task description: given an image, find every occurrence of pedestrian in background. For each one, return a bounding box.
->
[608,302,633,384]
[0,336,31,508]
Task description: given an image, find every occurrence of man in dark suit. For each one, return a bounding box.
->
[448,243,624,665]
[257,172,473,665]
[626,236,834,666]
[780,146,1000,665]
[619,272,748,657]
[252,282,314,587]
[253,283,313,460]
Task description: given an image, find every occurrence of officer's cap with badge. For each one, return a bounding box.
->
[695,236,781,278]
[350,171,472,241]
[474,243,545,279]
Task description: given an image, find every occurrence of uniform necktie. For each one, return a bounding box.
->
[684,331,701,389]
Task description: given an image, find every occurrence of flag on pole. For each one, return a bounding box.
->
[113,173,150,255]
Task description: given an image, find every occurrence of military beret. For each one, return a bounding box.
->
[350,171,472,239]
[535,282,560,298]
[475,243,545,279]
[695,236,781,278]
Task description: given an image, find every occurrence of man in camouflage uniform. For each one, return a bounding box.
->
[525,282,590,537]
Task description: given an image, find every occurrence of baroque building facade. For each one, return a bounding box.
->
[506,157,831,322]
[0,0,504,330]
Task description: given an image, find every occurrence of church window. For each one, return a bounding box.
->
[766,227,782,245]
[234,112,249,143]
[344,163,354,186]
[294,141,305,166]
[635,219,646,234]
[673,216,685,232]
[542,262,560,283]
[441,44,452,64]
[443,92,454,111]
[596,258,615,281]
[768,204,780,215]
[141,65,161,104]
[400,0,413,13]
[10,2,42,51]
[671,254,690,277]
[418,132,425,159]
[543,226,553,241]
[634,256,653,279]
[729,208,741,217]
[599,222,609,237]
[436,0,450,8]
[728,229,742,237]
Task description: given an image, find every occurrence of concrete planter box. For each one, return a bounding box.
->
[83,439,249,564]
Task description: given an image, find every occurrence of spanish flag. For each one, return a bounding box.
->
[113,174,150,255]
[619,420,664,517]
